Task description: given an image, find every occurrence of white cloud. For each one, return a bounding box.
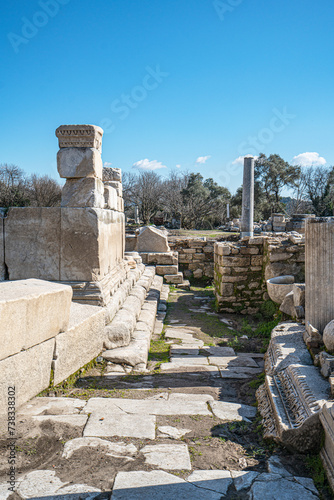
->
[132,158,167,170]
[292,152,327,167]
[176,164,181,169]
[196,155,211,164]
[231,155,258,166]
[104,162,112,167]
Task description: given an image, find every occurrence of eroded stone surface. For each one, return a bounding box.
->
[157,426,192,439]
[209,401,257,421]
[62,437,137,459]
[187,470,232,494]
[141,444,191,470]
[112,471,223,500]
[83,413,156,439]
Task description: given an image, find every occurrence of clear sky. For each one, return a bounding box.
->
[1,0,333,194]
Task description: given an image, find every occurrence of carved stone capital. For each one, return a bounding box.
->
[56,125,103,152]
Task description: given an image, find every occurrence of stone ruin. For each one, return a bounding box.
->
[0,124,169,418]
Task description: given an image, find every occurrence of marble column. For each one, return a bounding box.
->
[241,156,254,237]
[305,217,334,334]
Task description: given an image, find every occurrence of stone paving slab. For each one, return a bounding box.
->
[32,414,88,428]
[219,367,262,378]
[112,471,223,500]
[15,470,102,499]
[249,475,319,499]
[83,396,212,416]
[83,413,156,439]
[187,470,233,495]
[157,426,192,439]
[18,397,87,415]
[62,437,137,460]
[208,355,259,368]
[170,356,209,365]
[141,443,191,470]
[209,401,257,421]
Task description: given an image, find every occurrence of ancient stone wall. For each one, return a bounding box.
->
[168,237,216,279]
[214,234,305,314]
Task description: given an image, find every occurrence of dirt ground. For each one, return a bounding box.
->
[1,284,333,499]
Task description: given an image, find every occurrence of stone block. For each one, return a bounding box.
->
[137,226,170,252]
[60,208,103,281]
[0,339,54,417]
[117,196,124,212]
[293,283,305,307]
[240,247,259,255]
[56,124,103,152]
[164,272,183,284]
[53,303,105,386]
[57,147,102,179]
[61,177,105,208]
[0,279,72,361]
[5,207,61,281]
[104,180,122,197]
[104,185,117,210]
[156,265,178,275]
[183,248,196,254]
[222,256,251,266]
[251,255,263,266]
[220,283,234,296]
[147,252,177,265]
[102,166,122,182]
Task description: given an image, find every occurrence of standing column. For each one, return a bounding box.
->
[305,217,334,334]
[241,156,254,237]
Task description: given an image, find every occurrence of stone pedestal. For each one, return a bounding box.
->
[305,217,334,334]
[241,157,254,238]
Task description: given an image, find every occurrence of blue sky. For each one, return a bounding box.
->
[1,0,334,194]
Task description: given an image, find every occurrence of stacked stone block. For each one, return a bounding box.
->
[168,237,215,279]
[214,234,305,314]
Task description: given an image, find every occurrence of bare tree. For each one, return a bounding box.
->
[0,164,30,208]
[29,174,62,207]
[132,171,163,224]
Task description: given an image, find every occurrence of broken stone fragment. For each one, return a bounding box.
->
[323,320,334,353]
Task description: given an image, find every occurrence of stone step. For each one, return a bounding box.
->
[156,265,178,276]
[104,266,156,350]
[164,271,183,284]
[102,273,164,371]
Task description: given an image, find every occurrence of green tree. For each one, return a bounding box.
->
[255,154,301,217]
[181,174,230,229]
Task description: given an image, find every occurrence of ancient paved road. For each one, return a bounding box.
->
[0,287,320,499]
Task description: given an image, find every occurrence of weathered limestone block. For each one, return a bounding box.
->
[57,147,103,179]
[164,272,183,284]
[257,322,329,452]
[0,279,72,361]
[56,124,103,153]
[0,219,5,281]
[324,321,334,354]
[156,265,178,276]
[5,207,61,281]
[223,256,250,267]
[53,303,105,386]
[0,339,55,419]
[104,180,122,197]
[306,217,334,334]
[320,402,334,491]
[147,252,178,265]
[61,208,120,281]
[137,226,170,253]
[117,196,124,212]
[61,177,105,208]
[102,166,122,183]
[279,291,296,317]
[104,185,117,210]
[293,283,305,307]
